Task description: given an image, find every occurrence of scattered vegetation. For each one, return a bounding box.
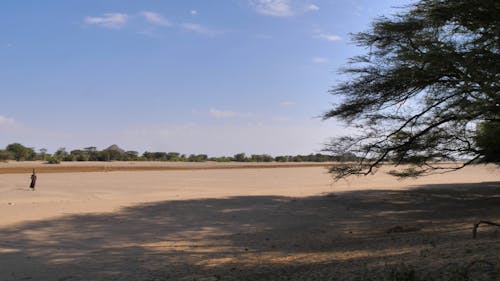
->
[0,143,360,163]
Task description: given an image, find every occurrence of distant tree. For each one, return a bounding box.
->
[233,153,247,162]
[98,150,111,161]
[187,154,208,162]
[54,148,68,159]
[124,151,139,161]
[84,146,99,161]
[46,156,61,164]
[0,150,13,161]
[38,148,48,161]
[70,149,90,161]
[250,154,274,162]
[323,0,500,178]
[209,156,232,162]
[6,143,35,161]
[166,152,181,161]
[274,156,289,162]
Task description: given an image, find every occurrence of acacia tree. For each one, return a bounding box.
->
[324,0,499,178]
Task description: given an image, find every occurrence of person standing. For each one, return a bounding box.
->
[30,169,37,191]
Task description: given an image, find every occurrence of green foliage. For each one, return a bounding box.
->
[124,151,139,161]
[187,154,208,162]
[70,149,90,161]
[249,154,274,162]
[1,143,356,163]
[323,0,500,178]
[36,148,48,161]
[475,121,500,163]
[46,156,61,164]
[6,143,35,161]
[54,148,68,159]
[387,167,425,178]
[84,147,99,161]
[209,156,232,162]
[233,153,247,162]
[0,150,14,161]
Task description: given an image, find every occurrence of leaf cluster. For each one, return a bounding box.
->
[324,0,499,178]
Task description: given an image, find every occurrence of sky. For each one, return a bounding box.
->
[0,0,412,156]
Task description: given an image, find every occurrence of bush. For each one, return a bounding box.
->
[46,157,61,164]
[0,150,14,161]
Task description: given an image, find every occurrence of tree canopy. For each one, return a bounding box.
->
[324,0,499,178]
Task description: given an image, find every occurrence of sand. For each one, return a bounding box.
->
[0,162,499,280]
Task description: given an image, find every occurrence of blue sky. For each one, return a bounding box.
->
[0,0,411,156]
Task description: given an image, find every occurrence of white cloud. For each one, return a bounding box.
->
[250,0,319,17]
[140,11,171,26]
[208,108,253,119]
[191,10,198,16]
[305,4,320,11]
[317,34,341,41]
[250,0,294,17]
[181,23,223,36]
[84,13,128,29]
[311,57,329,64]
[0,115,15,126]
[313,29,342,42]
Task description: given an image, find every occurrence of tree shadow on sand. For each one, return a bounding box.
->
[1,181,499,280]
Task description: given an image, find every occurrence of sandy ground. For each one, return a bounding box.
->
[0,163,499,280]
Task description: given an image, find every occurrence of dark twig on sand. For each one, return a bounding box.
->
[472,221,500,239]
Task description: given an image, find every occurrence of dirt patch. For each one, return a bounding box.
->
[0,165,499,280]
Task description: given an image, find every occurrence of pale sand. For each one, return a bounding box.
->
[0,163,499,280]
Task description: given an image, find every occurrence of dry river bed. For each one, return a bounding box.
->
[0,162,499,280]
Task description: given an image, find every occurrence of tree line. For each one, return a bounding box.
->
[0,143,359,164]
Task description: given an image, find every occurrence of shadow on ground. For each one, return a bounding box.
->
[1,182,499,280]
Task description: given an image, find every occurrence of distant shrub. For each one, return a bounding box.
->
[387,167,425,178]
[0,150,14,161]
[46,157,61,164]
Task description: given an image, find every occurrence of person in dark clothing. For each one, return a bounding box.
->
[30,169,37,191]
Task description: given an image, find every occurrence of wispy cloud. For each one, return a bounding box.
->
[251,0,293,17]
[140,11,171,26]
[313,29,342,42]
[250,0,319,17]
[0,115,15,126]
[208,108,253,119]
[317,33,341,41]
[181,23,223,36]
[311,57,329,64]
[305,4,320,11]
[84,11,224,37]
[84,13,129,29]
